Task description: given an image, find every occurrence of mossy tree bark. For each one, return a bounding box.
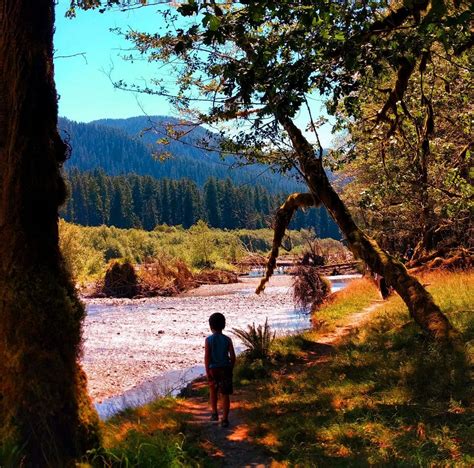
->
[0,1,100,465]
[276,114,454,340]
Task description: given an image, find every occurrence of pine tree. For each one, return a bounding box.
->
[204,177,221,227]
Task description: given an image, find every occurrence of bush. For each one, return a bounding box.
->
[102,261,139,298]
[234,358,268,382]
[232,319,275,362]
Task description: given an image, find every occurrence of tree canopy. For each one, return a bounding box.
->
[69,0,473,339]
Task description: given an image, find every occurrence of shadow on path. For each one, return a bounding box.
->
[176,301,384,467]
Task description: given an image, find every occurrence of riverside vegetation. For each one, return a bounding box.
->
[75,269,473,467]
[59,219,347,285]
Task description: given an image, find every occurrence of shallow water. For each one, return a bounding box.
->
[83,274,360,418]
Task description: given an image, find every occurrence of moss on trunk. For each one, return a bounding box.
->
[0,1,100,464]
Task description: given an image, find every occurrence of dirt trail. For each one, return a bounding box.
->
[177,300,385,467]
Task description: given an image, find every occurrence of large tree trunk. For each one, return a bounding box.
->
[277,114,454,340]
[0,1,100,465]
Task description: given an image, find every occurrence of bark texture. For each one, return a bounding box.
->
[0,1,100,465]
[275,114,454,340]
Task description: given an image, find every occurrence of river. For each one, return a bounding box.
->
[82,274,359,418]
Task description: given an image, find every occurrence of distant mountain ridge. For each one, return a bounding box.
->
[59,115,303,193]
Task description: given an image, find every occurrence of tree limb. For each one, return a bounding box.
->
[256,193,317,294]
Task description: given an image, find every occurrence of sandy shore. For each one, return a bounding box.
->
[82,275,301,403]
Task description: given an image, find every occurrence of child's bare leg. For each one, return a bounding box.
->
[222,394,230,421]
[209,384,218,414]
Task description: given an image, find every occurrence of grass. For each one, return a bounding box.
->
[80,398,211,467]
[312,277,380,330]
[237,270,474,466]
[77,270,472,466]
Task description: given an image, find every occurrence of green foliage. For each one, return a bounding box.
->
[59,219,104,281]
[232,319,275,362]
[335,48,473,254]
[59,220,333,281]
[100,0,472,161]
[234,358,268,384]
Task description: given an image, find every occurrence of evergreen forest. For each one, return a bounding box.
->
[59,116,303,193]
[61,169,340,236]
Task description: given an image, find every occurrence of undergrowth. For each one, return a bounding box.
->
[80,398,210,467]
[240,270,474,465]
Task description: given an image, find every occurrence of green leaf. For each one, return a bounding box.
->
[203,14,221,32]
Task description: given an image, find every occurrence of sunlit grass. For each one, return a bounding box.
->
[82,397,210,467]
[241,270,474,466]
[373,270,474,339]
[313,277,380,329]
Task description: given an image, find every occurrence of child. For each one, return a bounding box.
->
[205,312,236,427]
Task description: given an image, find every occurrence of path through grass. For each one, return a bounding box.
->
[79,271,473,467]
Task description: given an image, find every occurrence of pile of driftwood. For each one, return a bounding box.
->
[234,253,267,272]
[95,259,238,298]
[195,269,238,285]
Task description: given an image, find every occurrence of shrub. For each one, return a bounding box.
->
[232,319,275,361]
[234,358,268,383]
[102,261,139,298]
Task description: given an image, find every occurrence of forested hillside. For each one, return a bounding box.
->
[61,170,340,237]
[59,116,303,193]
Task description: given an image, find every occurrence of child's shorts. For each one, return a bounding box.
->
[208,366,233,395]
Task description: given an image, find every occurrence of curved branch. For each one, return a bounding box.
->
[377,57,416,122]
[256,193,317,294]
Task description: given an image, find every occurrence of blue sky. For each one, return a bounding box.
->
[54,1,334,147]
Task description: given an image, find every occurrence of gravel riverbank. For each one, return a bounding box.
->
[82,274,359,417]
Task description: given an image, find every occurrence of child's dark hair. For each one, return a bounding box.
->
[209,312,226,331]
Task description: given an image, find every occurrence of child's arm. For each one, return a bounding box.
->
[204,338,211,379]
[228,337,236,368]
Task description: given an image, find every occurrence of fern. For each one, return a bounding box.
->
[232,319,275,361]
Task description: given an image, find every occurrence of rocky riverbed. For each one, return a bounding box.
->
[81,274,358,418]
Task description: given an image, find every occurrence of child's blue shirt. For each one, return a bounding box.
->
[206,332,231,368]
